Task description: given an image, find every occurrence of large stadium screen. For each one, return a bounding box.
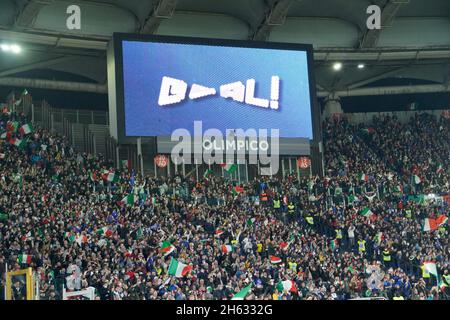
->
[113,34,316,140]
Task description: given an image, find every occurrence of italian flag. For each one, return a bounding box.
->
[361,127,375,135]
[120,160,131,171]
[168,258,192,278]
[89,171,98,182]
[221,244,233,254]
[120,194,136,205]
[203,169,213,178]
[159,240,175,256]
[280,238,294,251]
[124,248,133,257]
[270,255,282,264]
[413,175,421,184]
[19,123,33,135]
[65,232,75,242]
[360,208,374,217]
[231,284,252,300]
[423,262,438,276]
[374,232,384,245]
[215,229,224,237]
[276,280,297,293]
[423,218,439,232]
[18,254,32,264]
[9,138,26,148]
[359,173,369,182]
[21,231,33,241]
[97,227,113,237]
[221,163,237,173]
[6,121,19,132]
[232,186,244,196]
[75,234,88,246]
[348,194,356,203]
[436,164,444,174]
[330,239,338,250]
[102,170,119,183]
[246,218,256,227]
[436,215,448,227]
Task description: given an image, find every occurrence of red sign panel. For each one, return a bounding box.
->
[297,157,311,169]
[154,154,169,168]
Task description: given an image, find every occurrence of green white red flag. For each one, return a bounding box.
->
[231,284,252,300]
[270,255,282,264]
[17,254,32,264]
[221,163,237,173]
[168,258,192,278]
[221,244,233,254]
[276,280,297,293]
[19,123,33,135]
[159,240,175,256]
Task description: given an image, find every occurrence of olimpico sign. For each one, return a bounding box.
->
[170,121,280,175]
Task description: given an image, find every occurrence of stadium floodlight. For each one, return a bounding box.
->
[357,63,365,69]
[0,44,10,52]
[10,44,21,54]
[333,62,342,71]
[1,43,21,54]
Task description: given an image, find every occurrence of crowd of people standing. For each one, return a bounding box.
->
[0,108,448,300]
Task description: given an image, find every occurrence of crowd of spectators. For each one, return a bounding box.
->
[0,109,448,300]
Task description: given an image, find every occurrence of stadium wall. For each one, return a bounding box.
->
[343,109,448,124]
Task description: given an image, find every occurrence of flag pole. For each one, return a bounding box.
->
[137,137,144,179]
[237,164,241,184]
[289,157,292,176]
[309,158,312,178]
[245,160,249,183]
[4,262,7,299]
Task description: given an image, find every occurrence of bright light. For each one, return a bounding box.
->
[1,44,10,52]
[1,43,21,54]
[357,63,365,69]
[10,44,21,54]
[333,62,343,71]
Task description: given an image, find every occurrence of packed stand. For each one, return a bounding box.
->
[0,109,449,300]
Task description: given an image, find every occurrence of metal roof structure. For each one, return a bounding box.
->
[0,0,449,101]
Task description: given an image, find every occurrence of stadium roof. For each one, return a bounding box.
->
[0,0,449,98]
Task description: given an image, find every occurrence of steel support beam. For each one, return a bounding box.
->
[0,56,76,77]
[360,0,408,48]
[346,67,406,90]
[317,83,450,98]
[0,77,107,94]
[140,0,178,34]
[15,0,55,27]
[252,0,294,41]
[1,30,449,61]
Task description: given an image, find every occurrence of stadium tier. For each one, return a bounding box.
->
[0,107,448,300]
[0,0,449,304]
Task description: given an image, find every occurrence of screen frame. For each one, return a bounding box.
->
[112,32,319,145]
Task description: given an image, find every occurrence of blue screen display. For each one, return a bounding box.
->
[122,40,313,138]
